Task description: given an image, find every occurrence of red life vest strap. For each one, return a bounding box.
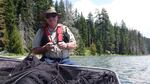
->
[57,26,63,42]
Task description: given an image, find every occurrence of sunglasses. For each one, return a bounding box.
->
[46,13,57,18]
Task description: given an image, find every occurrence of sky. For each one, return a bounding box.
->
[54,0,150,38]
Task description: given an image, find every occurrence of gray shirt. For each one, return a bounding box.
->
[32,24,76,58]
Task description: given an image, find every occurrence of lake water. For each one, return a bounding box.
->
[71,55,150,84]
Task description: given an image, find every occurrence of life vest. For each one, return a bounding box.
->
[40,24,69,46]
[43,25,63,44]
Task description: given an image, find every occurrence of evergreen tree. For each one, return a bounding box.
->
[33,0,53,32]
[119,20,129,54]
[76,38,85,55]
[17,0,35,51]
[144,37,150,54]
[137,32,145,54]
[64,0,74,27]
[2,0,150,55]
[101,8,113,54]
[87,12,94,47]
[55,0,59,12]
[109,24,115,53]
[4,0,24,54]
[95,9,103,54]
[95,8,113,54]
[90,43,97,55]
[0,0,8,51]
[57,0,65,23]
[128,30,140,55]
[8,25,24,54]
[96,40,103,55]
[79,13,88,47]
[113,23,120,54]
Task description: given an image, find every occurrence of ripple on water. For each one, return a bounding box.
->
[71,55,150,84]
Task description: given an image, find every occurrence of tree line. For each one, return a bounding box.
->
[0,0,150,55]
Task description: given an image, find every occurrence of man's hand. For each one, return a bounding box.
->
[43,42,54,51]
[32,43,54,55]
[58,42,67,49]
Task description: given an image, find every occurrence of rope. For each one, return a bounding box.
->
[12,69,37,84]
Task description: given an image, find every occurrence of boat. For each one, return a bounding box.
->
[0,56,120,84]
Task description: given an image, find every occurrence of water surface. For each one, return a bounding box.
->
[71,55,150,84]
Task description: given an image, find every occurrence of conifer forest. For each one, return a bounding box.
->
[0,0,150,55]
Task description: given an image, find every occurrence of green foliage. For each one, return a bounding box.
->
[144,37,150,54]
[2,28,8,50]
[76,38,86,55]
[100,8,113,53]
[4,0,24,54]
[8,25,24,54]
[84,48,91,56]
[119,20,129,54]
[87,12,95,47]
[96,40,103,55]
[90,43,97,55]
[14,0,35,51]
[79,13,88,46]
[113,23,120,54]
[57,0,65,23]
[1,0,150,55]
[0,0,8,51]
[74,7,150,55]
[4,0,16,33]
[33,0,53,32]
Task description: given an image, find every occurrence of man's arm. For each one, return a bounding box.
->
[66,41,77,49]
[32,29,46,54]
[66,26,77,49]
[32,43,55,54]
[32,46,46,54]
[58,26,77,49]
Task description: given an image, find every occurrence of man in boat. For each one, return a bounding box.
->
[32,6,77,65]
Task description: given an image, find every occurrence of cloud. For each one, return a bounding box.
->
[73,0,98,17]
[73,0,150,38]
[106,0,150,38]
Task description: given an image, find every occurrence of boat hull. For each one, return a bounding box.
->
[0,57,120,84]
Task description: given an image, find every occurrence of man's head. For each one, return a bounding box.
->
[45,7,59,28]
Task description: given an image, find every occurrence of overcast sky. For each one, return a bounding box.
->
[55,0,150,38]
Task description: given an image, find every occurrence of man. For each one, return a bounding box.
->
[32,7,77,65]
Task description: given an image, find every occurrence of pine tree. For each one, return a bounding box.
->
[144,37,150,54]
[113,23,120,54]
[108,23,115,53]
[95,9,103,54]
[16,0,35,51]
[96,40,103,55]
[95,8,113,54]
[8,25,24,54]
[4,0,24,54]
[76,38,86,55]
[55,0,59,13]
[33,0,53,32]
[0,0,8,51]
[137,32,145,54]
[119,20,129,54]
[79,13,88,47]
[64,0,74,27]
[87,12,94,47]
[100,8,113,54]
[57,0,65,23]
[90,43,97,55]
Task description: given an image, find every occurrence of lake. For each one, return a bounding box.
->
[71,55,150,84]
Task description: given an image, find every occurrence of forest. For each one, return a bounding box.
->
[0,0,150,55]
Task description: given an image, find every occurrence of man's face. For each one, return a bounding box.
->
[46,13,58,28]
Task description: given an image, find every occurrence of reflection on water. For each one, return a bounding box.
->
[71,55,150,84]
